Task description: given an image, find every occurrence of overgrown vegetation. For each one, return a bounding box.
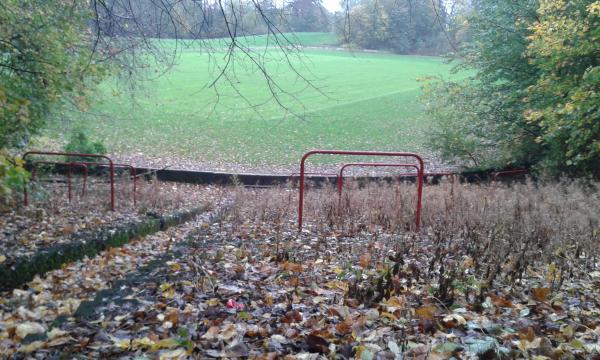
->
[227,179,599,304]
[1,180,598,357]
[423,0,600,178]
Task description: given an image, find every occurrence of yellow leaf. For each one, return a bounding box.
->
[159,348,187,360]
[161,283,175,299]
[167,261,181,272]
[152,338,180,351]
[113,338,131,350]
[380,311,398,321]
[415,305,437,320]
[206,298,220,306]
[14,156,24,167]
[131,337,155,350]
[324,280,348,292]
[160,283,172,292]
[0,255,5,263]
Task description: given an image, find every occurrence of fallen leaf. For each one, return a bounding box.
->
[531,287,550,302]
[15,322,45,339]
[491,294,513,308]
[415,305,437,320]
[281,261,303,272]
[305,334,330,354]
[359,253,372,268]
[47,328,69,340]
[159,348,186,359]
[17,341,45,353]
[442,314,466,327]
[201,326,220,341]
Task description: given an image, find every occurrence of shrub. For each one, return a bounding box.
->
[0,152,30,206]
[64,130,107,162]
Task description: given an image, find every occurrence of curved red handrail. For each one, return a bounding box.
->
[23,151,115,210]
[298,150,425,232]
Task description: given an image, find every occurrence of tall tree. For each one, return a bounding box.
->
[422,0,600,177]
[335,0,450,54]
[525,0,600,175]
[0,0,105,149]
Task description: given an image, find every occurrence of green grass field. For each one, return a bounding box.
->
[48,33,457,170]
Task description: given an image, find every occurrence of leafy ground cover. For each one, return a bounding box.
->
[1,180,599,358]
[0,175,225,262]
[43,33,458,173]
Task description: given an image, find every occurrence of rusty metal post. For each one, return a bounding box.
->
[298,150,425,232]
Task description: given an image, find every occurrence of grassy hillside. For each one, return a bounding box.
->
[47,33,457,170]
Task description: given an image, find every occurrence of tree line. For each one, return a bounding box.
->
[1,0,598,201]
[423,0,599,178]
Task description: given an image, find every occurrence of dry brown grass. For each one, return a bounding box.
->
[224,179,600,300]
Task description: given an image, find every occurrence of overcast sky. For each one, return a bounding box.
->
[322,0,342,12]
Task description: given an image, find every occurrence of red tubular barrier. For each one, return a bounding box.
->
[71,162,137,206]
[337,163,419,196]
[31,161,89,202]
[492,169,529,182]
[23,151,115,211]
[298,150,425,232]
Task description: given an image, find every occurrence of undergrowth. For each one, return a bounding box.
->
[225,179,599,306]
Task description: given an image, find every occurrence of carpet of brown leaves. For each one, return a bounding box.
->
[1,180,599,359]
[0,177,225,262]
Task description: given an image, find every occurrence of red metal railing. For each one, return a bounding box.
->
[31,161,89,202]
[491,169,529,182]
[23,151,115,210]
[337,163,419,196]
[298,150,425,232]
[71,161,137,206]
